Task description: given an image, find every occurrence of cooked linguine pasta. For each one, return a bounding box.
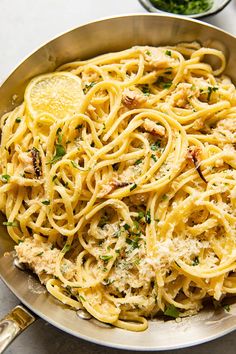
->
[1,42,236,331]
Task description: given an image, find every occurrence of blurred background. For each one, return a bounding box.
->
[0,0,236,353]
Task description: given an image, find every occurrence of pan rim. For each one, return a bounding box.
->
[1,13,236,351]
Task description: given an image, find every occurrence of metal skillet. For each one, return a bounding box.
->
[1,13,236,352]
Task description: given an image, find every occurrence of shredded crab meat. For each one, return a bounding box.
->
[142,47,175,69]
[98,178,130,198]
[170,83,200,108]
[17,150,35,175]
[142,119,165,136]
[15,238,76,284]
[122,88,147,109]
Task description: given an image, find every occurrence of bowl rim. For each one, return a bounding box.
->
[138,0,232,19]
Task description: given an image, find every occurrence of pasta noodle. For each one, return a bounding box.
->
[0,42,236,331]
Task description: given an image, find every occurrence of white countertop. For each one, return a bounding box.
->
[0,0,236,353]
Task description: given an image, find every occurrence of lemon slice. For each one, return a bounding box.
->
[25,72,83,119]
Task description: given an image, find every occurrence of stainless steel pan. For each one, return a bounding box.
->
[1,14,236,352]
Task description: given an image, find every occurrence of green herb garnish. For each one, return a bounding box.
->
[164,304,180,318]
[50,144,66,164]
[137,211,145,220]
[145,210,151,224]
[42,200,50,205]
[83,82,95,94]
[3,221,18,227]
[79,295,86,302]
[150,0,213,15]
[130,183,137,191]
[15,117,21,123]
[207,86,218,101]
[56,127,63,143]
[223,304,230,312]
[1,174,10,183]
[165,50,172,57]
[71,160,79,169]
[150,141,161,151]
[134,158,143,165]
[36,252,43,256]
[151,154,157,162]
[100,255,113,262]
[126,237,140,250]
[98,214,109,228]
[192,256,199,266]
[62,244,71,253]
[123,223,130,230]
[163,81,172,89]
[141,85,150,96]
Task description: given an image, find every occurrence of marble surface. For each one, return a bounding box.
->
[0,0,236,353]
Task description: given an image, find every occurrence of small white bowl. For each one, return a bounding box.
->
[138,0,232,19]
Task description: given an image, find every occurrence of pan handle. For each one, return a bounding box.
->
[0,305,35,353]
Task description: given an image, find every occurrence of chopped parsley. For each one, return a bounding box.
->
[165,50,172,57]
[103,279,114,286]
[137,211,145,220]
[130,183,137,191]
[133,220,139,230]
[141,85,150,96]
[15,117,21,123]
[100,255,113,262]
[150,141,161,151]
[156,76,172,89]
[150,0,213,15]
[123,223,130,230]
[0,174,10,183]
[145,210,151,224]
[79,295,86,302]
[207,86,218,101]
[223,304,230,312]
[192,256,199,266]
[134,158,143,165]
[49,144,66,164]
[126,237,140,250]
[162,194,168,201]
[3,221,18,227]
[71,160,79,169]
[61,244,71,253]
[83,82,95,94]
[56,127,63,143]
[151,154,157,162]
[163,81,172,89]
[36,252,43,256]
[165,68,172,75]
[42,200,50,205]
[164,304,180,318]
[98,214,109,228]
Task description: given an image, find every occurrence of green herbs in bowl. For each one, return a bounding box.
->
[138,0,232,18]
[149,0,213,15]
